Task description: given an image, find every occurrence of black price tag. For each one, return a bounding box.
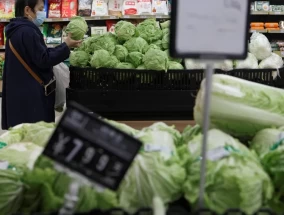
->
[43,102,142,190]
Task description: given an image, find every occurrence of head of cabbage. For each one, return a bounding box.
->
[123,37,149,54]
[114,45,128,62]
[90,50,119,68]
[136,19,163,43]
[66,16,88,40]
[88,34,117,55]
[70,51,90,67]
[115,21,137,42]
[143,49,168,71]
[126,52,144,68]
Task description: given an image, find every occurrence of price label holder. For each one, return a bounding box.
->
[43,101,142,191]
[170,0,250,210]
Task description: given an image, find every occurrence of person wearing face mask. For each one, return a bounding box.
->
[1,0,81,130]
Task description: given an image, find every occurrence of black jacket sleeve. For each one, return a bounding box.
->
[21,29,70,69]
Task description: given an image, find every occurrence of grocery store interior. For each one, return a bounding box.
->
[1,0,284,215]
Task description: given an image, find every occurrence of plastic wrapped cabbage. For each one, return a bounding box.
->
[118,125,186,213]
[0,169,24,215]
[115,62,135,69]
[115,21,136,41]
[249,32,272,60]
[123,37,149,54]
[90,50,119,68]
[0,142,43,170]
[143,49,169,71]
[0,122,55,146]
[235,53,258,69]
[69,51,90,67]
[185,59,206,69]
[65,16,88,40]
[136,19,163,43]
[168,61,184,70]
[251,128,284,213]
[181,129,273,214]
[114,45,128,62]
[259,53,283,69]
[126,52,144,67]
[214,60,233,71]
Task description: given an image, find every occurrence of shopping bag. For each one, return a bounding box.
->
[53,63,70,110]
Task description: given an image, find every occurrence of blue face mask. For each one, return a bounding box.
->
[32,11,46,27]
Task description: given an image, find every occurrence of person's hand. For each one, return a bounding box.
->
[65,33,82,48]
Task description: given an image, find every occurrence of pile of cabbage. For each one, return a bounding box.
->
[70,19,184,71]
[185,32,283,71]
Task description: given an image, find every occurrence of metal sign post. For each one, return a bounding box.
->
[170,0,250,209]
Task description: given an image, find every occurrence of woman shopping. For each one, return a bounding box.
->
[2,0,81,130]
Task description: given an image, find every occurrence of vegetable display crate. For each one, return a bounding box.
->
[67,67,284,121]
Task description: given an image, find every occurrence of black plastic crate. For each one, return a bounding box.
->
[66,89,197,120]
[69,67,227,91]
[69,67,284,91]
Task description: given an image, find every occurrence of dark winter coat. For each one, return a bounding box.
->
[2,17,70,129]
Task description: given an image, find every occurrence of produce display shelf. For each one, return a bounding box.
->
[67,67,284,121]
[250,29,268,33]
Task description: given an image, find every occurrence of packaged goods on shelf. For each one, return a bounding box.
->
[78,0,93,16]
[255,1,270,11]
[108,0,123,16]
[0,0,14,19]
[152,0,168,15]
[46,23,63,44]
[61,0,78,17]
[122,0,138,15]
[91,0,108,16]
[137,0,152,15]
[48,0,62,18]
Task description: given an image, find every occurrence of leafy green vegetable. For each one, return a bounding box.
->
[105,120,139,136]
[161,33,169,50]
[0,142,43,170]
[160,20,170,29]
[250,128,284,212]
[119,127,186,213]
[123,37,149,54]
[145,44,161,53]
[143,49,168,71]
[115,62,135,69]
[65,16,88,40]
[194,74,284,139]
[90,50,118,68]
[115,21,136,41]
[168,61,184,70]
[182,129,273,214]
[69,51,90,67]
[0,169,24,215]
[126,52,144,67]
[114,45,128,62]
[136,19,163,43]
[89,34,117,54]
[137,64,146,70]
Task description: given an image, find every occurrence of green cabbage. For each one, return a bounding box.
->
[79,36,100,53]
[69,51,90,67]
[160,20,170,29]
[136,19,163,43]
[123,37,149,54]
[161,33,169,50]
[181,129,273,214]
[90,50,118,68]
[115,62,135,69]
[0,169,24,215]
[88,34,117,54]
[152,40,163,49]
[136,64,146,70]
[145,44,161,53]
[162,28,169,36]
[168,61,184,70]
[105,120,139,136]
[251,128,284,213]
[0,142,43,170]
[194,74,284,139]
[115,21,136,41]
[143,49,168,71]
[65,16,88,40]
[114,45,128,62]
[126,52,144,67]
[118,127,186,213]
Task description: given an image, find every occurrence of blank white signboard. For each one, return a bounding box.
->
[171,0,249,59]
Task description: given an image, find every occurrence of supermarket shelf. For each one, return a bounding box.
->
[268,29,284,33]
[121,15,170,19]
[251,11,269,15]
[45,16,119,22]
[0,46,4,50]
[269,11,284,15]
[250,29,268,33]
